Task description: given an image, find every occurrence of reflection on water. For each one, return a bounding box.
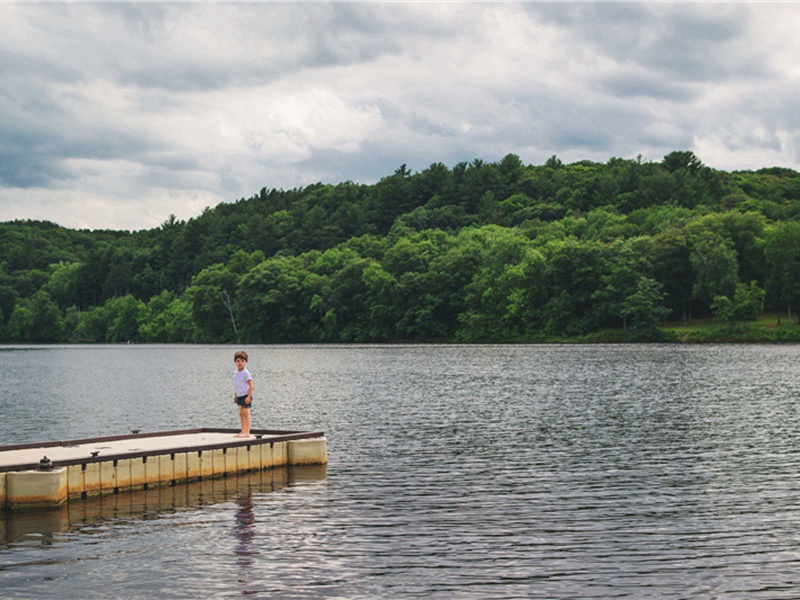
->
[234,494,257,591]
[1,466,326,548]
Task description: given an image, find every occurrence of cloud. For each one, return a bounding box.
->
[530,3,760,81]
[1,2,799,230]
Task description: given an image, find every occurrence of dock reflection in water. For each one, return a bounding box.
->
[1,465,326,548]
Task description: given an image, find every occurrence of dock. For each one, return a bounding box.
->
[0,428,327,511]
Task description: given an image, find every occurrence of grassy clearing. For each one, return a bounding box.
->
[661,311,800,343]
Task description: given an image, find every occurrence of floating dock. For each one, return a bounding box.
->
[0,428,327,511]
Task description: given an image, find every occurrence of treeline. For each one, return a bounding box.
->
[2,151,800,343]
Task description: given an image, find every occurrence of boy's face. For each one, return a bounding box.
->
[235,357,247,370]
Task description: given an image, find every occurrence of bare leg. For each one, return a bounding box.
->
[235,405,246,436]
[241,407,251,437]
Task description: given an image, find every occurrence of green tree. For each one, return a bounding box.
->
[591,240,654,330]
[308,248,372,342]
[685,211,766,285]
[650,228,693,322]
[72,306,108,342]
[368,164,417,231]
[764,222,800,324]
[361,261,399,340]
[541,238,609,334]
[104,295,145,343]
[70,295,144,342]
[711,281,765,328]
[45,260,83,307]
[620,277,670,331]
[185,263,241,343]
[236,255,319,342]
[662,150,703,174]
[690,234,738,310]
[139,291,197,343]
[0,284,18,331]
[7,290,64,342]
[457,227,545,341]
[545,155,563,169]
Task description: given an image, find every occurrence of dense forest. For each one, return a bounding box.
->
[2,151,800,344]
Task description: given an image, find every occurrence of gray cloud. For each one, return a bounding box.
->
[0,2,798,230]
[596,73,698,102]
[531,3,758,80]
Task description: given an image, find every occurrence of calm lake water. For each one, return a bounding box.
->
[2,344,800,598]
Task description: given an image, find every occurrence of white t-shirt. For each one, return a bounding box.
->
[234,368,252,397]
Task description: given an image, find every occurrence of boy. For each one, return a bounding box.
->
[233,350,254,438]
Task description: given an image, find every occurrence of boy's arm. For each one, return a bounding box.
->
[246,379,253,403]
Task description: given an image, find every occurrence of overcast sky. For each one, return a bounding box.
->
[2,2,799,231]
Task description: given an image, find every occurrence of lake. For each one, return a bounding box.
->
[2,344,800,598]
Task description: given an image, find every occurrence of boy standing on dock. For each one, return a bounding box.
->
[233,351,254,438]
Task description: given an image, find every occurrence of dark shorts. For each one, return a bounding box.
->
[236,395,252,408]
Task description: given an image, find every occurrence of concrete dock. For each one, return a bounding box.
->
[0,428,327,511]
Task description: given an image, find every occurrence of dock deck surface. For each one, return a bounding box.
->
[0,428,323,472]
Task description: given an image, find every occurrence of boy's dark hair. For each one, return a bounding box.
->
[234,350,248,362]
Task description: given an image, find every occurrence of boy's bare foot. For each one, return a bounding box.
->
[234,433,250,438]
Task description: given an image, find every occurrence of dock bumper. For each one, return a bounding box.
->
[288,437,328,466]
[5,468,68,511]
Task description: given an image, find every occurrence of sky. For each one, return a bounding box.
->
[2,2,799,231]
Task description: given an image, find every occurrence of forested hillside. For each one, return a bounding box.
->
[2,151,800,343]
